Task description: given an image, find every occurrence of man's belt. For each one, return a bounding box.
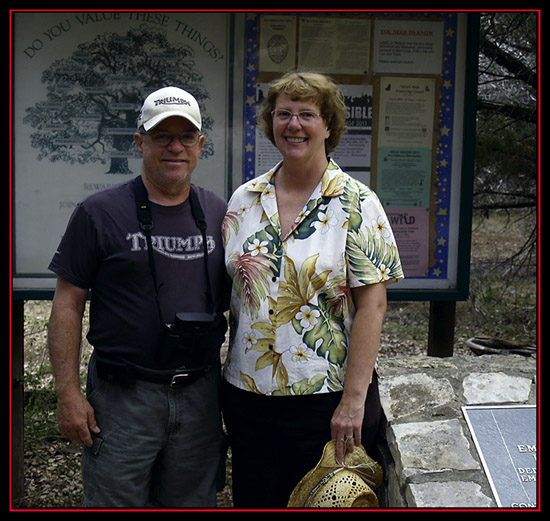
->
[133,364,211,388]
[95,354,213,388]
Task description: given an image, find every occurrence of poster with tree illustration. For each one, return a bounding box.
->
[13,12,230,281]
[24,25,215,174]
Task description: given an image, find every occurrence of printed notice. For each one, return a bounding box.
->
[376,147,432,208]
[331,84,373,186]
[372,19,444,74]
[386,208,429,277]
[378,77,435,149]
[298,17,371,75]
[259,15,296,72]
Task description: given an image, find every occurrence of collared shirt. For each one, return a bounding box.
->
[222,159,404,396]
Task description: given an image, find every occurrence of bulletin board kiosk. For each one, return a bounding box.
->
[11,10,479,498]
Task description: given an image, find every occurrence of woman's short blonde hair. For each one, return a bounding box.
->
[259,71,347,154]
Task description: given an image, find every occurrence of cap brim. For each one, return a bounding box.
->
[142,112,201,132]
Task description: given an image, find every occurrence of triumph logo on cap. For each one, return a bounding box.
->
[137,86,202,131]
[153,97,191,107]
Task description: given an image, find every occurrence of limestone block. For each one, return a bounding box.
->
[462,372,532,404]
[406,481,494,508]
[388,419,479,475]
[379,373,456,422]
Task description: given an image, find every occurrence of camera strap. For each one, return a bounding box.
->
[133,176,215,321]
[188,186,215,315]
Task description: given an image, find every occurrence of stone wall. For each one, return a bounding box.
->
[376,352,537,508]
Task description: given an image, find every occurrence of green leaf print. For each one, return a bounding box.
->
[303,294,347,366]
[291,374,327,395]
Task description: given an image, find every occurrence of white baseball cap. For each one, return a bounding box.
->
[137,86,202,132]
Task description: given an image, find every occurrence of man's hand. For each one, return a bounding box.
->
[57,391,100,447]
[48,277,97,447]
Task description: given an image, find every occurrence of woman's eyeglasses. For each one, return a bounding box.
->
[271,109,323,125]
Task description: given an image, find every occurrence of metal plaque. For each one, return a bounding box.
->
[462,405,537,508]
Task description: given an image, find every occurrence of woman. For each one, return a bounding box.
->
[222,72,404,508]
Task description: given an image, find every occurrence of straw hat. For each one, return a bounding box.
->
[287,440,383,508]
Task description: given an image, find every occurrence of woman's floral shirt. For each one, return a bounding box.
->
[222,159,404,396]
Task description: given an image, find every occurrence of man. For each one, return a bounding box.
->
[47,86,228,508]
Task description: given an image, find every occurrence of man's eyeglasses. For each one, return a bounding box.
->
[140,131,201,147]
[271,109,323,125]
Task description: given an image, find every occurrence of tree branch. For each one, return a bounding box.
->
[476,99,537,124]
[479,35,538,89]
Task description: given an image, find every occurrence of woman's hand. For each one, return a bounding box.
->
[330,396,365,463]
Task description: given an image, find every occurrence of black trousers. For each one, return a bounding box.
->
[221,373,385,509]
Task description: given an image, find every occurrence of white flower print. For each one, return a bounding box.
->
[372,215,391,239]
[290,343,312,363]
[262,185,276,200]
[248,238,269,256]
[247,178,261,190]
[313,209,338,234]
[296,305,320,330]
[237,203,251,217]
[376,264,391,281]
[243,331,258,350]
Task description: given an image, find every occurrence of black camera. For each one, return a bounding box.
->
[161,311,227,368]
[164,312,218,348]
[164,311,227,352]
[173,311,217,335]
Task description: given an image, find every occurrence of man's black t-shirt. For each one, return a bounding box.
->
[49,178,228,369]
